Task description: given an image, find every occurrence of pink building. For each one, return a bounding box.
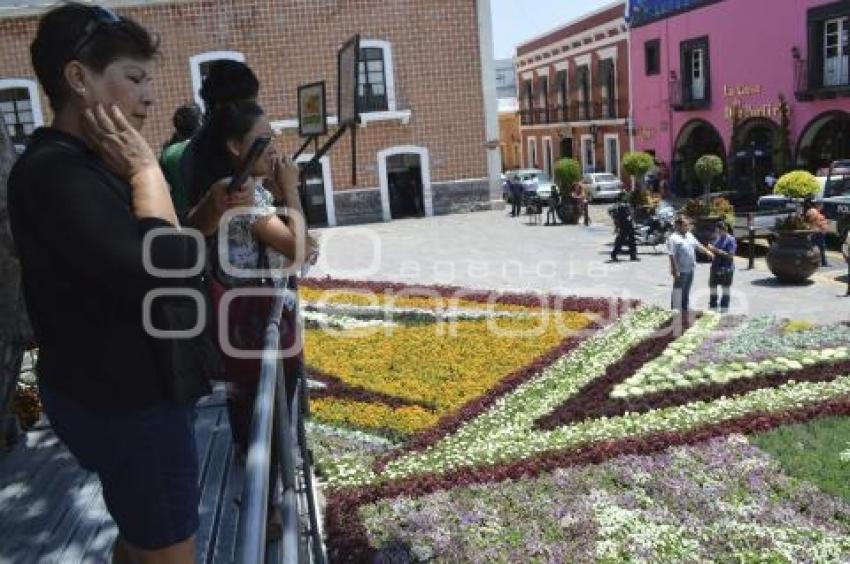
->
[629,0,850,198]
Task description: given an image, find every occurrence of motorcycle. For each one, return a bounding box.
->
[634,200,676,250]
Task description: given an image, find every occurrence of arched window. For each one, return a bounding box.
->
[0,79,44,152]
[188,51,246,110]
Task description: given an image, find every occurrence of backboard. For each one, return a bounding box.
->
[337,34,360,127]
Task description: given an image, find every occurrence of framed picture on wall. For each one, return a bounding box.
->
[298,81,327,137]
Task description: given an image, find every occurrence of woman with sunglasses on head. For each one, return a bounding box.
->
[8,4,200,563]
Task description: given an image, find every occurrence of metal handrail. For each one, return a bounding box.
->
[235,277,327,564]
[235,285,289,563]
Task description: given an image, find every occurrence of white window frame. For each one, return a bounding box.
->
[543,136,554,176]
[824,16,850,87]
[189,51,246,111]
[360,39,397,113]
[377,145,433,221]
[603,133,620,176]
[295,154,336,227]
[527,137,538,169]
[581,134,595,173]
[0,78,45,145]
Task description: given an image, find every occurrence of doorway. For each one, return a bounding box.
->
[386,153,424,219]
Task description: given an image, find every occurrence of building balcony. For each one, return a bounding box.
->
[794,59,850,101]
[520,101,625,126]
[669,79,710,111]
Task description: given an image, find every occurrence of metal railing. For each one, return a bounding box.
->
[669,79,710,110]
[235,280,326,564]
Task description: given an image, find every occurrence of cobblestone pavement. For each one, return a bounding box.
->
[307,206,850,324]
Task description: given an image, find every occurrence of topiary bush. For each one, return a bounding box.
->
[553,158,581,193]
[774,170,820,200]
[694,154,724,191]
[622,152,654,187]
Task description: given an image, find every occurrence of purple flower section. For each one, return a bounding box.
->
[358,436,850,562]
[324,398,850,562]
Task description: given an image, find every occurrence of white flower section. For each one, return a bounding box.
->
[613,344,849,399]
[302,302,541,324]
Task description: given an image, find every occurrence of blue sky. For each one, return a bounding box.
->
[491,0,615,59]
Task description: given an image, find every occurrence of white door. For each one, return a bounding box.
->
[691,48,705,100]
[606,137,619,176]
[824,17,850,87]
[582,138,595,173]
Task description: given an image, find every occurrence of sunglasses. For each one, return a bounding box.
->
[70,6,122,60]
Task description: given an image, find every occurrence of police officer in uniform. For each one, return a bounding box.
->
[611,202,639,261]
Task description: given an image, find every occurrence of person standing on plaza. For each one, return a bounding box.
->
[668,216,714,314]
[842,229,850,296]
[9,4,202,562]
[610,201,637,261]
[707,221,737,313]
[509,176,523,217]
[571,181,590,226]
[804,199,830,267]
[545,184,560,225]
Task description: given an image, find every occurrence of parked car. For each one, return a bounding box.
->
[580,172,624,202]
[751,174,850,239]
[502,168,556,207]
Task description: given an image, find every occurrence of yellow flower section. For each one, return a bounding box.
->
[306,313,591,427]
[310,398,440,436]
[300,287,550,313]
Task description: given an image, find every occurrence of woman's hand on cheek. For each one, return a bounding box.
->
[82,104,157,182]
[272,156,300,198]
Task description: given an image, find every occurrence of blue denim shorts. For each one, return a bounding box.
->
[39,382,199,551]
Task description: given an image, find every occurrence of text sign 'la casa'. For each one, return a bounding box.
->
[722,83,790,121]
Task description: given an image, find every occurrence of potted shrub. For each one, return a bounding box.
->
[774,169,820,202]
[553,157,582,224]
[694,154,724,207]
[622,151,655,190]
[766,213,820,283]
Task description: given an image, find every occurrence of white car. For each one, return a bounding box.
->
[505,168,557,206]
[580,173,624,202]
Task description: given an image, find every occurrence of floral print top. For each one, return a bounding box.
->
[218,180,287,286]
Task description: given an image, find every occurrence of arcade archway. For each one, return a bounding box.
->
[672,119,726,197]
[796,111,850,173]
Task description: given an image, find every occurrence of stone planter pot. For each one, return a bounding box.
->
[556,197,581,225]
[766,230,821,283]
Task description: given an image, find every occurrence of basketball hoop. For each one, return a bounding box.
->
[292,34,362,185]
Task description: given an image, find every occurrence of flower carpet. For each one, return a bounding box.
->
[300,279,850,563]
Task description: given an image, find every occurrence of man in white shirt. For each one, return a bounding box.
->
[668,216,714,314]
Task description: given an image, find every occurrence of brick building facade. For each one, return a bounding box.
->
[0,0,501,226]
[515,1,632,182]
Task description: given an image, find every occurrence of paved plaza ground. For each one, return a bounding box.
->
[308,205,849,324]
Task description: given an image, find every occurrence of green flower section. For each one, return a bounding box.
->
[750,416,850,501]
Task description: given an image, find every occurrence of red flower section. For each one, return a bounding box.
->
[307,367,437,410]
[324,398,850,563]
[301,277,637,319]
